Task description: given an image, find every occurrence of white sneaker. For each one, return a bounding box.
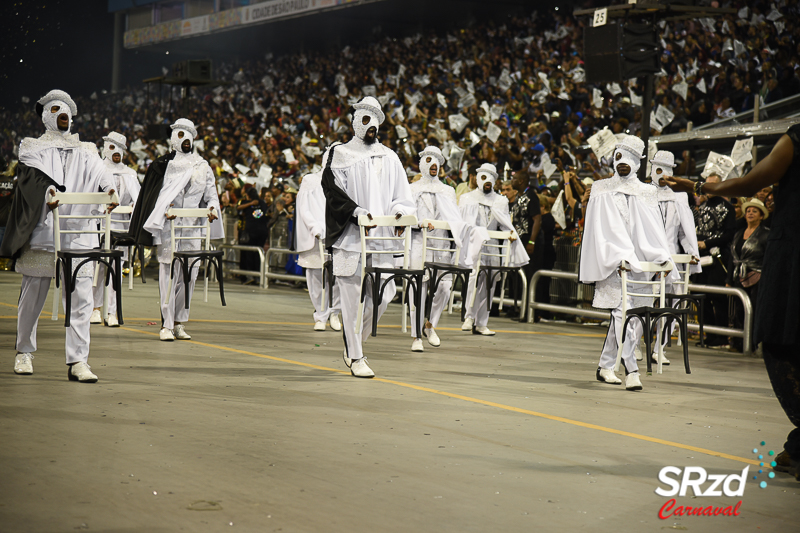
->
[174,324,191,340]
[343,349,352,368]
[411,338,424,352]
[625,371,643,391]
[329,314,342,331]
[314,321,326,331]
[160,328,175,341]
[14,353,34,375]
[596,367,622,385]
[68,362,98,383]
[461,317,474,331]
[106,314,119,328]
[652,351,670,366]
[425,328,441,347]
[90,309,102,324]
[634,343,643,361]
[474,326,495,336]
[350,357,375,378]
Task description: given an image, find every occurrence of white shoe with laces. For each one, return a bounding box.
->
[473,326,495,336]
[425,328,441,347]
[90,309,102,324]
[68,362,98,383]
[106,314,119,328]
[652,351,670,366]
[343,349,351,368]
[14,353,34,375]
[350,357,375,378]
[160,328,175,341]
[625,371,643,391]
[411,338,424,352]
[174,324,191,340]
[314,320,326,331]
[461,317,474,331]
[329,314,342,331]
[596,367,622,385]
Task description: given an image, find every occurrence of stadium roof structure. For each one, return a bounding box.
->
[112,0,388,49]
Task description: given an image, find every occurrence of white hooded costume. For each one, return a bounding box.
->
[14,89,115,369]
[92,131,141,318]
[458,163,528,330]
[321,96,416,367]
[296,170,341,324]
[143,118,223,332]
[579,136,675,376]
[408,147,467,339]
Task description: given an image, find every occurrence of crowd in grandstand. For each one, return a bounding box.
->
[1,0,799,350]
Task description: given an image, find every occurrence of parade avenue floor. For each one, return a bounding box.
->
[0,271,797,532]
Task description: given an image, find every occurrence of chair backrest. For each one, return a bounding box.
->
[670,254,693,293]
[357,214,418,270]
[421,219,460,266]
[109,205,133,232]
[473,229,517,270]
[166,207,215,264]
[51,191,120,254]
[619,260,671,309]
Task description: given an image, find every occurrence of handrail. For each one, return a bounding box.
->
[219,244,266,289]
[263,247,306,286]
[694,93,800,131]
[526,270,753,354]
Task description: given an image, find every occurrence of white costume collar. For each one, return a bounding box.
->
[324,139,391,169]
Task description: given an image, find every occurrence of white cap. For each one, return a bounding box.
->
[419,146,445,167]
[476,162,498,180]
[170,118,198,139]
[649,150,676,168]
[37,89,77,115]
[614,135,646,159]
[102,131,128,151]
[353,96,385,124]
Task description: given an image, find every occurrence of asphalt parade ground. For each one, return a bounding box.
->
[0,271,798,532]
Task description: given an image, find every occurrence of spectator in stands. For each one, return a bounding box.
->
[727,198,769,352]
[237,187,270,285]
[693,173,737,346]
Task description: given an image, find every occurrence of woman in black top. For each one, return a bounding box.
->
[726,198,770,352]
[667,124,800,482]
[237,187,269,284]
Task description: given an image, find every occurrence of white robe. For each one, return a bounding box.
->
[580,175,676,309]
[657,188,701,275]
[18,131,114,261]
[408,175,467,270]
[143,152,223,264]
[296,171,326,269]
[458,189,529,268]
[323,139,416,276]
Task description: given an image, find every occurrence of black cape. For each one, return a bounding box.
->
[0,163,65,259]
[320,144,360,249]
[128,152,176,246]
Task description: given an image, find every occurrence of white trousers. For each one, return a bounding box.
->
[410,276,452,338]
[465,275,497,327]
[92,263,117,317]
[338,263,396,361]
[16,274,92,365]
[305,268,341,323]
[159,262,198,330]
[598,297,642,373]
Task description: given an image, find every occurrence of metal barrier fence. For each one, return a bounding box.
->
[264,248,306,286]
[526,270,754,355]
[219,244,267,289]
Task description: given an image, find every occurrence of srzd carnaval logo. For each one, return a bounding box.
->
[654,466,748,519]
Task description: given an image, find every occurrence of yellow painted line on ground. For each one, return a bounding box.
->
[118,325,759,467]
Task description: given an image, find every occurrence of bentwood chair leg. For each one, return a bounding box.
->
[371,274,381,337]
[682,317,691,374]
[63,258,74,328]
[114,257,124,325]
[216,257,226,306]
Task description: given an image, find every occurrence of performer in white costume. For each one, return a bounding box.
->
[579,136,675,391]
[1,89,116,382]
[133,118,223,342]
[651,150,701,363]
[296,169,341,332]
[458,163,528,336]
[408,146,468,352]
[321,96,416,378]
[91,132,140,327]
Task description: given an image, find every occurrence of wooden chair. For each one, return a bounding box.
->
[467,229,527,323]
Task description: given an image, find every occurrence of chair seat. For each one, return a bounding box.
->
[479,264,519,273]
[627,306,690,317]
[424,261,471,273]
[174,249,224,258]
[364,266,424,275]
[57,248,124,258]
[666,292,705,300]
